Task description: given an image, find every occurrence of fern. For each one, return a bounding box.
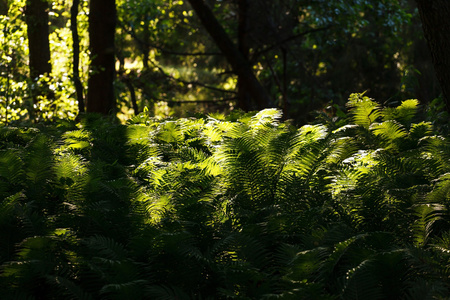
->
[347,93,382,129]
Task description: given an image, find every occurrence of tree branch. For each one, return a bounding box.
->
[118,21,223,56]
[253,25,333,59]
[154,97,237,104]
[147,58,236,94]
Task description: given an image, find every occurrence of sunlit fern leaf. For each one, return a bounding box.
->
[424,136,450,175]
[383,99,419,125]
[410,121,433,140]
[325,136,359,165]
[125,124,154,146]
[60,129,92,153]
[287,130,331,181]
[156,121,184,144]
[54,152,87,180]
[126,110,156,126]
[371,120,407,149]
[347,93,382,129]
[293,124,328,150]
[249,108,283,131]
[426,173,450,204]
[203,122,223,143]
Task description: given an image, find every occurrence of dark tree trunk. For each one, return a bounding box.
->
[25,0,51,80]
[71,0,85,114]
[24,0,52,104]
[237,0,251,111]
[0,0,8,15]
[416,0,450,112]
[187,0,272,110]
[87,0,116,115]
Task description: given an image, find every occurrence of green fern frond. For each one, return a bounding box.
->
[24,134,55,186]
[100,280,148,296]
[84,235,128,260]
[371,120,407,149]
[412,204,446,247]
[427,173,450,204]
[47,276,94,300]
[347,93,382,129]
[341,259,383,300]
[250,108,283,129]
[60,129,93,153]
[156,121,185,144]
[0,127,38,149]
[383,99,419,125]
[410,122,433,140]
[0,149,24,196]
[145,284,190,300]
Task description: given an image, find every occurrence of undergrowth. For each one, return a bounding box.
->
[1,93,450,299]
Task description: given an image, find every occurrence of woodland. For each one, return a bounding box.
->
[1,0,450,299]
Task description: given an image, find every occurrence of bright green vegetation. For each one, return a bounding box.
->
[1,94,450,299]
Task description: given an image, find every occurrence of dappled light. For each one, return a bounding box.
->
[2,0,450,298]
[2,95,450,298]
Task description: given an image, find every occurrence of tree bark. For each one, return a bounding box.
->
[187,0,272,110]
[0,0,8,15]
[71,0,85,114]
[237,0,251,111]
[416,0,450,112]
[87,0,116,115]
[24,0,51,88]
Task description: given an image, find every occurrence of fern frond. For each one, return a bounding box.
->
[383,99,419,125]
[84,235,128,260]
[371,120,407,149]
[0,149,24,184]
[412,203,446,247]
[347,93,382,129]
[341,259,383,300]
[145,284,190,300]
[156,121,184,144]
[47,276,94,300]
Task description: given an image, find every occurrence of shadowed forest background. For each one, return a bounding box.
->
[2,0,450,299]
[1,0,447,124]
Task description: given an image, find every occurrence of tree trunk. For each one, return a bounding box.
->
[24,0,51,97]
[87,0,116,115]
[0,0,8,15]
[237,0,251,111]
[187,0,272,110]
[71,0,85,114]
[416,0,450,112]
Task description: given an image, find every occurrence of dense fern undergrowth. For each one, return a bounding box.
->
[1,94,450,299]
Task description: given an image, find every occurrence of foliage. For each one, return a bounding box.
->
[1,94,450,298]
[1,0,432,123]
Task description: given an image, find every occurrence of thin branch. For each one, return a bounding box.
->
[147,58,237,94]
[119,21,223,56]
[253,25,332,58]
[154,97,237,104]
